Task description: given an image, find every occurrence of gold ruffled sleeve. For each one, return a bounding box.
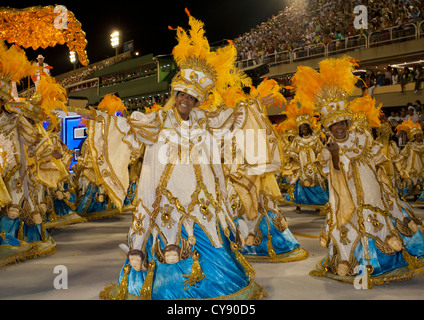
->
[320,148,355,227]
[32,123,69,188]
[219,99,282,220]
[0,175,12,207]
[86,110,161,211]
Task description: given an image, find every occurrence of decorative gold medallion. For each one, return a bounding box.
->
[160,204,176,229]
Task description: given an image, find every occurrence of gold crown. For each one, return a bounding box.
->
[171,57,216,103]
[395,117,422,140]
[292,56,359,129]
[295,113,313,127]
[168,9,250,108]
[284,98,316,129]
[408,125,423,140]
[319,99,352,128]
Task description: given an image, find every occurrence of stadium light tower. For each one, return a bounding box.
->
[69,51,77,69]
[110,31,120,56]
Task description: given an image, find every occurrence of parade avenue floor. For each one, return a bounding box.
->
[1,200,424,301]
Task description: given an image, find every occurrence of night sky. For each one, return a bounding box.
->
[2,0,290,76]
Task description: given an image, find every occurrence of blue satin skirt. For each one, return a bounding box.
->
[323,208,424,276]
[285,180,329,205]
[117,223,252,299]
[52,199,74,218]
[23,224,48,243]
[75,184,108,214]
[0,216,23,246]
[123,181,137,207]
[235,211,300,256]
[0,216,21,239]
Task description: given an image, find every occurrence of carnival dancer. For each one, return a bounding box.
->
[394,119,424,199]
[219,79,308,263]
[80,10,281,300]
[293,56,424,286]
[0,42,68,260]
[0,138,35,268]
[74,94,130,221]
[281,99,328,214]
[274,118,298,193]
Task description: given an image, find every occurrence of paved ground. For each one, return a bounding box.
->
[1,200,424,300]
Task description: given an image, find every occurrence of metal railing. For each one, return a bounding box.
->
[327,34,367,56]
[293,43,326,62]
[236,22,423,70]
[368,24,417,47]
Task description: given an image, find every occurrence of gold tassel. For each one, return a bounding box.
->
[114,264,131,300]
[40,223,47,242]
[361,264,374,290]
[183,250,207,290]
[17,220,24,241]
[139,260,155,300]
[231,243,256,280]
[266,234,277,259]
[402,249,424,270]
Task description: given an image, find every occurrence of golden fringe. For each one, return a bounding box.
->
[0,246,38,269]
[44,214,86,230]
[82,208,123,222]
[244,248,309,263]
[310,257,424,286]
[99,282,116,300]
[99,279,267,300]
[36,244,57,257]
[250,283,268,300]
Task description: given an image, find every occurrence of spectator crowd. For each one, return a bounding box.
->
[233,0,423,64]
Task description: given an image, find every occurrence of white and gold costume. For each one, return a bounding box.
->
[96,11,279,300]
[293,56,424,286]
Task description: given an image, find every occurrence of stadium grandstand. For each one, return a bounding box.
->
[19,0,424,122]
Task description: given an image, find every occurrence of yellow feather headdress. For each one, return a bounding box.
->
[168,9,251,110]
[145,103,164,114]
[0,41,38,101]
[21,73,68,127]
[97,94,127,116]
[349,94,382,129]
[283,98,317,129]
[292,56,360,129]
[275,117,298,136]
[249,78,286,113]
[395,117,422,140]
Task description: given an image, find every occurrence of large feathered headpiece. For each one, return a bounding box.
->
[283,98,317,129]
[395,117,423,140]
[0,41,38,102]
[35,74,68,128]
[349,94,382,130]
[97,94,127,116]
[292,56,360,129]
[274,117,298,137]
[249,78,286,113]
[169,8,251,108]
